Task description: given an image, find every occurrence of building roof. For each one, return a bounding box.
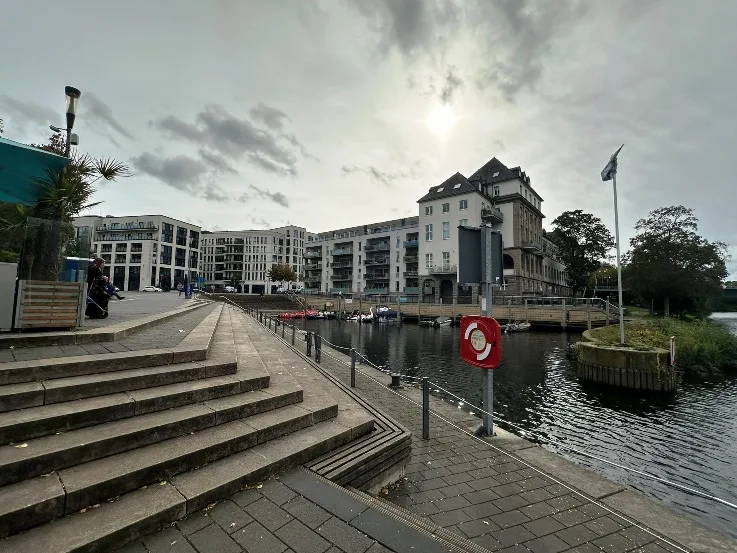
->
[417,172,480,203]
[469,157,543,201]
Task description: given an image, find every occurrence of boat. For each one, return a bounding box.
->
[303,310,321,320]
[375,306,398,321]
[505,322,531,333]
[432,316,452,327]
[360,307,375,323]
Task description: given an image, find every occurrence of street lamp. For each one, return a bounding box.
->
[64,86,81,157]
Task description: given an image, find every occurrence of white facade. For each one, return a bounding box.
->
[304,217,420,295]
[200,225,306,293]
[73,214,201,291]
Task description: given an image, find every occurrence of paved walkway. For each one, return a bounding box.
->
[83,292,202,329]
[0,304,216,362]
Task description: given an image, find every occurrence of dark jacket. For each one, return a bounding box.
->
[88,264,104,286]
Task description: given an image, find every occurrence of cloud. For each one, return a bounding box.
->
[244,184,290,208]
[0,95,58,131]
[341,164,417,187]
[249,103,289,131]
[83,93,133,139]
[439,66,464,103]
[198,149,238,175]
[153,104,304,176]
[131,153,209,190]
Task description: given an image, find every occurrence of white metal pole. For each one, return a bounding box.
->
[612,174,625,345]
[481,226,494,437]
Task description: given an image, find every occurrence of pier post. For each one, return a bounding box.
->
[350,348,356,387]
[587,300,592,330]
[525,299,529,322]
[306,332,313,356]
[291,324,296,345]
[422,377,430,439]
[282,320,285,338]
[314,334,321,363]
[605,299,610,326]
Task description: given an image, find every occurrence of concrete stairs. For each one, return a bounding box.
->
[0,304,375,552]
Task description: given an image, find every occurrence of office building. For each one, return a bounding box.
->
[73,215,201,291]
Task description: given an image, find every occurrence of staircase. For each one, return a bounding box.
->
[0,304,374,552]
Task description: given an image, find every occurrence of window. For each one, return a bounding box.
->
[442,222,450,240]
[494,187,500,196]
[442,202,449,213]
[396,237,400,248]
[459,219,468,227]
[425,224,433,241]
[425,206,433,216]
[425,253,433,269]
[453,183,461,189]
[459,199,468,210]
[442,252,450,269]
[436,187,444,192]
[492,171,499,177]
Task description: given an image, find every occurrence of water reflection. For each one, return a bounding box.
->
[300,315,737,538]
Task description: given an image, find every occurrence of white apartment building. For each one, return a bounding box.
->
[73,215,201,291]
[304,217,420,296]
[417,157,569,302]
[200,225,306,293]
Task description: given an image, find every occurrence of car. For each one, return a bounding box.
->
[142,286,162,292]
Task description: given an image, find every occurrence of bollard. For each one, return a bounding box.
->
[291,325,296,345]
[282,321,285,339]
[315,334,322,363]
[350,348,356,387]
[389,373,402,388]
[306,332,313,356]
[422,377,430,439]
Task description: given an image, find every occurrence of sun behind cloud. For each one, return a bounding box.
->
[426,103,456,136]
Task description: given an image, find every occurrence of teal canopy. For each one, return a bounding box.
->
[0,136,71,206]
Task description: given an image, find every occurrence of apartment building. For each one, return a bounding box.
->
[303,217,420,295]
[417,157,569,301]
[73,215,201,291]
[200,225,306,293]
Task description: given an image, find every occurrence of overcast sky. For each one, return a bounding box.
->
[2,0,735,276]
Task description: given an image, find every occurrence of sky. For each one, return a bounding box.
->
[1,0,736,277]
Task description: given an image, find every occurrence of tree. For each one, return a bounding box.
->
[550,210,614,296]
[266,263,297,284]
[625,206,728,317]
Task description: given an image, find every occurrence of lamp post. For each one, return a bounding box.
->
[63,86,81,157]
[601,145,625,345]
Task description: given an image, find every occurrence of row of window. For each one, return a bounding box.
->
[424,199,468,216]
[424,253,450,269]
[424,220,468,241]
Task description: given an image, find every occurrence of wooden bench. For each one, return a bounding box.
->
[14,280,84,329]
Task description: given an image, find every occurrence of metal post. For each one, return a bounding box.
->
[587,299,592,330]
[422,377,430,439]
[306,331,312,356]
[480,225,494,437]
[315,334,321,363]
[291,324,296,345]
[282,320,285,338]
[605,299,610,326]
[612,174,626,345]
[350,348,356,387]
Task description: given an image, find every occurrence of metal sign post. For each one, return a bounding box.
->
[481,225,494,436]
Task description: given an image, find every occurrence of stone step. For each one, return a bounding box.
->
[0,410,371,547]
[0,386,304,487]
[0,348,208,387]
[0,359,237,413]
[0,369,270,445]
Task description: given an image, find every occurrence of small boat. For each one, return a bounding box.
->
[418,318,434,327]
[360,307,375,323]
[303,310,321,320]
[505,322,531,333]
[375,306,398,321]
[433,316,452,327]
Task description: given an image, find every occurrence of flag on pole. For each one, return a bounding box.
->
[601,144,624,181]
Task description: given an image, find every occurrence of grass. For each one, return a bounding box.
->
[588,317,737,377]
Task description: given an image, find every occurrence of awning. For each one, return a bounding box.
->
[0,136,71,206]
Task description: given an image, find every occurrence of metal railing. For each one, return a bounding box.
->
[238,303,737,523]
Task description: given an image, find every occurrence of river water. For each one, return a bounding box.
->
[299,313,737,539]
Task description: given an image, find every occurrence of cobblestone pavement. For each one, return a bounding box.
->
[0,304,216,362]
[310,343,688,553]
[118,467,423,553]
[82,291,204,329]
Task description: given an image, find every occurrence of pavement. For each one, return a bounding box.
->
[0,303,217,362]
[82,291,203,329]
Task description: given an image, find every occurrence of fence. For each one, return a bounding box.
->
[222,298,737,518]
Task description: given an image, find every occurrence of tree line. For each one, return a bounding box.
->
[550,205,730,317]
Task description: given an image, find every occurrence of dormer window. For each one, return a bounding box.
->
[437,187,444,192]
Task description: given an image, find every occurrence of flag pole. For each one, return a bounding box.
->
[612,173,625,345]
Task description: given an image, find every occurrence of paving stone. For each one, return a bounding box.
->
[115,541,148,553]
[412,477,447,492]
[276,519,331,553]
[283,495,333,529]
[495,525,537,548]
[442,472,473,485]
[436,482,474,497]
[407,502,441,517]
[464,489,500,505]
[143,526,197,553]
[208,499,253,533]
[176,511,213,536]
[232,487,262,508]
[555,523,602,547]
[564,544,605,553]
[188,522,241,553]
[462,500,502,519]
[551,508,591,527]
[279,470,368,522]
[432,495,471,511]
[618,525,658,546]
[456,518,501,538]
[429,508,471,528]
[523,533,569,553]
[232,521,288,553]
[316,516,375,553]
[584,516,626,537]
[246,497,294,532]
[471,533,503,551]
[520,501,559,520]
[523,515,566,537]
[351,507,454,553]
[493,495,529,513]
[408,488,447,504]
[260,478,298,506]
[365,542,395,553]
[592,531,637,553]
[545,494,584,511]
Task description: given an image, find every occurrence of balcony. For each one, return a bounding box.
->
[404,286,419,294]
[304,277,321,284]
[305,251,323,258]
[481,206,504,224]
[304,263,322,271]
[403,255,418,263]
[429,264,457,275]
[403,240,418,248]
[97,233,156,241]
[364,257,389,266]
[521,240,543,255]
[331,261,353,268]
[330,287,351,294]
[332,248,353,256]
[364,273,390,280]
[364,287,389,295]
[95,224,158,232]
[365,243,390,252]
[331,272,353,280]
[403,270,418,277]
